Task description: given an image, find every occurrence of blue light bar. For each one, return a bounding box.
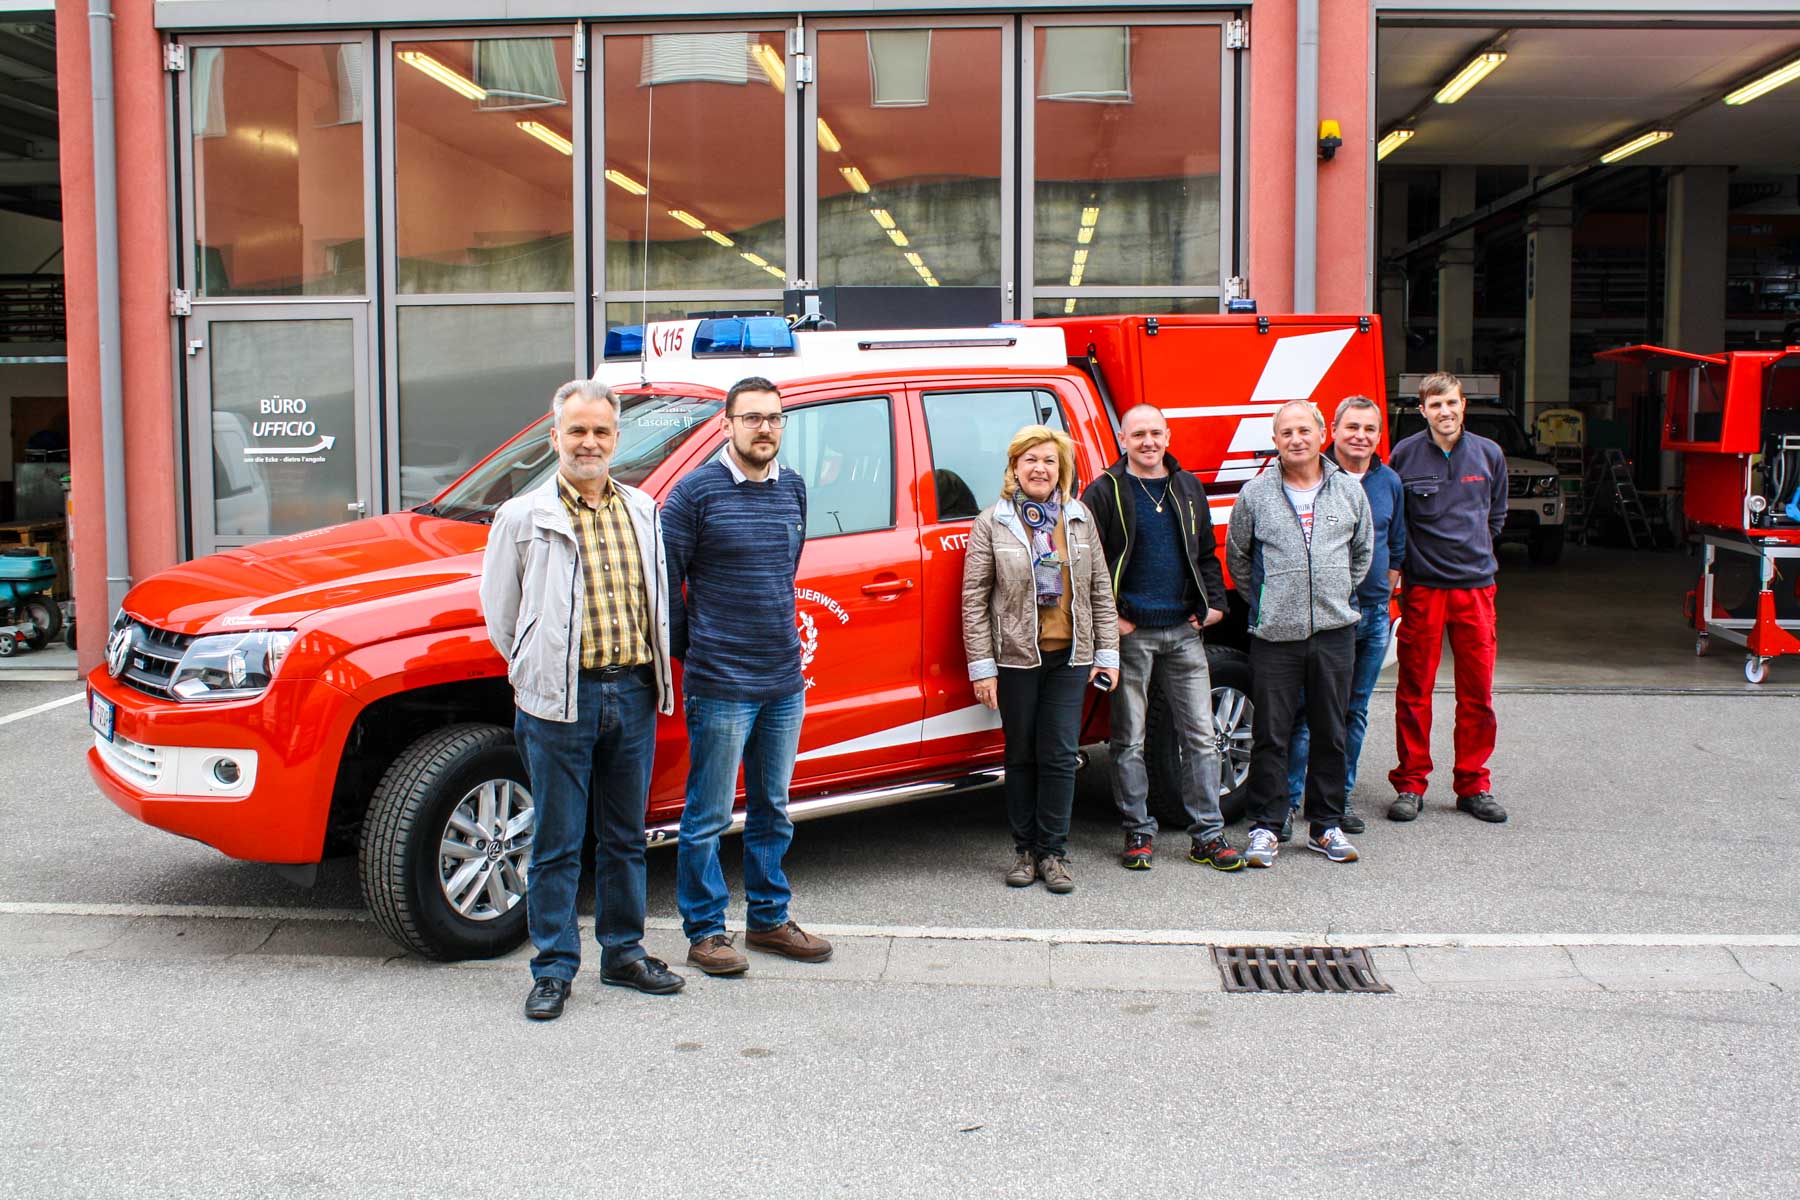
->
[692,316,796,357]
[603,326,644,359]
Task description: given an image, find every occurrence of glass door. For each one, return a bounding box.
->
[183,306,375,551]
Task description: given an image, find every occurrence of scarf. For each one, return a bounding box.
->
[1015,493,1065,606]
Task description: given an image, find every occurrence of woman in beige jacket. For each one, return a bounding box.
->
[961,425,1120,894]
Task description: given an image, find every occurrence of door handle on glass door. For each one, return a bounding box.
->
[861,578,914,597]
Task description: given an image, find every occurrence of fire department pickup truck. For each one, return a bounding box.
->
[88,313,1387,960]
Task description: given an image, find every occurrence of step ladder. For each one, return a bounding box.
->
[1577,449,1655,548]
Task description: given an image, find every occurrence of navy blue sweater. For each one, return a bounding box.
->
[1115,497,1194,627]
[1327,451,1407,608]
[1388,429,1508,589]
[662,458,807,701]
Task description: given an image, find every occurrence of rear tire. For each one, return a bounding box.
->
[359,722,533,961]
[1144,645,1254,828]
[1528,527,1564,565]
[20,598,59,651]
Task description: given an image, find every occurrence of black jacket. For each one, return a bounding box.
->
[1080,452,1229,621]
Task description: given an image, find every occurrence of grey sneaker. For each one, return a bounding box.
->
[1307,826,1360,863]
[1005,852,1038,888]
[1244,828,1280,868]
[1388,792,1423,822]
[1038,854,1075,894]
[1456,792,1508,823]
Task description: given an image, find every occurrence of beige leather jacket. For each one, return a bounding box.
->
[960,497,1120,679]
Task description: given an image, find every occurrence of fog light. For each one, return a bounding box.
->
[211,758,241,787]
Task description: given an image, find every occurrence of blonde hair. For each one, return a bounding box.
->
[1001,425,1077,502]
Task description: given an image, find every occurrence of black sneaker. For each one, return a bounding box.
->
[1340,808,1367,835]
[1190,835,1244,872]
[1456,792,1508,823]
[1121,832,1154,870]
[1388,792,1423,822]
[524,976,570,1021]
[1278,809,1294,843]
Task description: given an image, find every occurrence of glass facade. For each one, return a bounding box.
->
[173,15,1234,554]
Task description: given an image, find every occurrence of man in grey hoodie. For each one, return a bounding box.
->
[1225,400,1373,868]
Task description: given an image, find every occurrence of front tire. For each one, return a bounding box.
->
[359,723,534,961]
[1144,645,1254,827]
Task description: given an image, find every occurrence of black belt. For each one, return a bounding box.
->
[580,663,653,683]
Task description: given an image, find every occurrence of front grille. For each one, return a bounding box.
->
[95,730,163,788]
[1213,945,1392,994]
[116,622,196,700]
[1507,474,1530,498]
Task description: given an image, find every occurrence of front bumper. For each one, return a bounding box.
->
[85,669,356,864]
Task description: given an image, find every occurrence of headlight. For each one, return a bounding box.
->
[169,631,297,702]
[1532,475,1560,496]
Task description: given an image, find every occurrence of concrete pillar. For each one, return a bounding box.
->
[1377,179,1409,393]
[1523,200,1573,429]
[1662,167,1729,491]
[1436,167,1476,373]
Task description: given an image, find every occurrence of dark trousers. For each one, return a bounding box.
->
[1248,626,1355,838]
[996,647,1087,858]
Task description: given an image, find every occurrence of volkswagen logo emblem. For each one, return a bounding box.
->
[105,626,135,678]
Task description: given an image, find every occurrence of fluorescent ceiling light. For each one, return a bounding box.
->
[398,50,487,101]
[869,209,896,230]
[1072,249,1089,267]
[925,278,940,288]
[840,166,871,194]
[764,264,787,279]
[1068,266,1085,286]
[604,169,647,196]
[1724,57,1800,105]
[1599,129,1673,164]
[1377,128,1415,161]
[516,121,572,156]
[741,252,769,267]
[668,209,706,229]
[886,229,909,247]
[914,263,933,279]
[1077,226,1094,245]
[817,119,842,153]
[1080,206,1101,227]
[750,42,785,93]
[903,252,924,268]
[702,230,735,247]
[1434,51,1506,105]
[1063,298,1078,314]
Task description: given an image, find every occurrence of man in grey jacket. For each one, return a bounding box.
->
[480,380,682,1020]
[1225,400,1373,868]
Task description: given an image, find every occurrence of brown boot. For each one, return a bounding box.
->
[746,920,834,962]
[686,933,749,976]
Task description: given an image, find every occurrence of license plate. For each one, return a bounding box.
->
[90,692,115,743]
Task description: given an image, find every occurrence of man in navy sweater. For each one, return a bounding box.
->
[663,376,833,976]
[1385,372,1509,825]
[1284,395,1406,837]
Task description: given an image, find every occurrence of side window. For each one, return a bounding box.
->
[922,389,1067,520]
[779,396,895,538]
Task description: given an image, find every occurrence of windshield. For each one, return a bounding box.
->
[1392,410,1534,458]
[421,392,724,523]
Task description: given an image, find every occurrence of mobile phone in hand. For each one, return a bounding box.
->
[1092,672,1115,692]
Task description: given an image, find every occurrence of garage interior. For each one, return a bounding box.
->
[1374,13,1800,690]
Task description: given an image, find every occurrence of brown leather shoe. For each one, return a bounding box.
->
[746,920,834,962]
[686,933,749,976]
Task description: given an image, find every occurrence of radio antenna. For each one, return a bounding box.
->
[638,83,654,387]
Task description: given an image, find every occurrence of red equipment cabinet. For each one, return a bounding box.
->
[1598,343,1800,683]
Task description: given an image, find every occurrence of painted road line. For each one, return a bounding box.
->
[4,902,1799,949]
[0,691,87,727]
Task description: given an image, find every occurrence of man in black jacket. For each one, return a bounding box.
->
[1081,404,1242,872]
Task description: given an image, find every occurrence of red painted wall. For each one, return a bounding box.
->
[57,0,178,673]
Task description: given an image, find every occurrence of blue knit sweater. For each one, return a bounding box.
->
[663,458,807,701]
[1115,495,1194,627]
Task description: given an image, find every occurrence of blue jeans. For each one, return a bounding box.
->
[676,690,806,942]
[1110,624,1225,841]
[515,669,656,981]
[1287,603,1391,810]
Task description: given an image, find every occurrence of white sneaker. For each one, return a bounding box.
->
[1307,826,1360,863]
[1244,827,1279,868]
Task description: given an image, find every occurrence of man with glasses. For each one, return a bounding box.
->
[663,376,833,977]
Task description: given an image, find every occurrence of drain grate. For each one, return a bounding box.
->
[1213,945,1392,994]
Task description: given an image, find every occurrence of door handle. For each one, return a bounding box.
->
[861,578,914,597]
[347,501,367,514]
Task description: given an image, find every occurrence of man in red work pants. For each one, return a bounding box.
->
[1383,372,1510,825]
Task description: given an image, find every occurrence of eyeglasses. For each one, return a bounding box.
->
[730,413,787,430]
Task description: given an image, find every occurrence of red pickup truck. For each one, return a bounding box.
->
[87,313,1387,959]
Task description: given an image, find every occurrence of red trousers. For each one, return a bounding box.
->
[1388,584,1498,798]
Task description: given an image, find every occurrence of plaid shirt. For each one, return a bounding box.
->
[558,473,652,670]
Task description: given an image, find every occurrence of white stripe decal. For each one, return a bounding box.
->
[1227,416,1279,456]
[1163,403,1285,419]
[796,720,921,763]
[796,702,1001,763]
[1247,328,1357,403]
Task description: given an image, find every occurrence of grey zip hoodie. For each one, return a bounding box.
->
[1225,458,1373,643]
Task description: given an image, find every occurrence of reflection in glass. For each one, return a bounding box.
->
[817,28,1001,288]
[396,305,575,507]
[1034,24,1221,291]
[1031,295,1221,318]
[192,45,365,296]
[394,38,574,293]
[604,301,779,331]
[209,320,357,537]
[922,389,1065,519]
[603,33,788,293]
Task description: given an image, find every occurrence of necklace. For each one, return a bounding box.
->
[1134,474,1171,514]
